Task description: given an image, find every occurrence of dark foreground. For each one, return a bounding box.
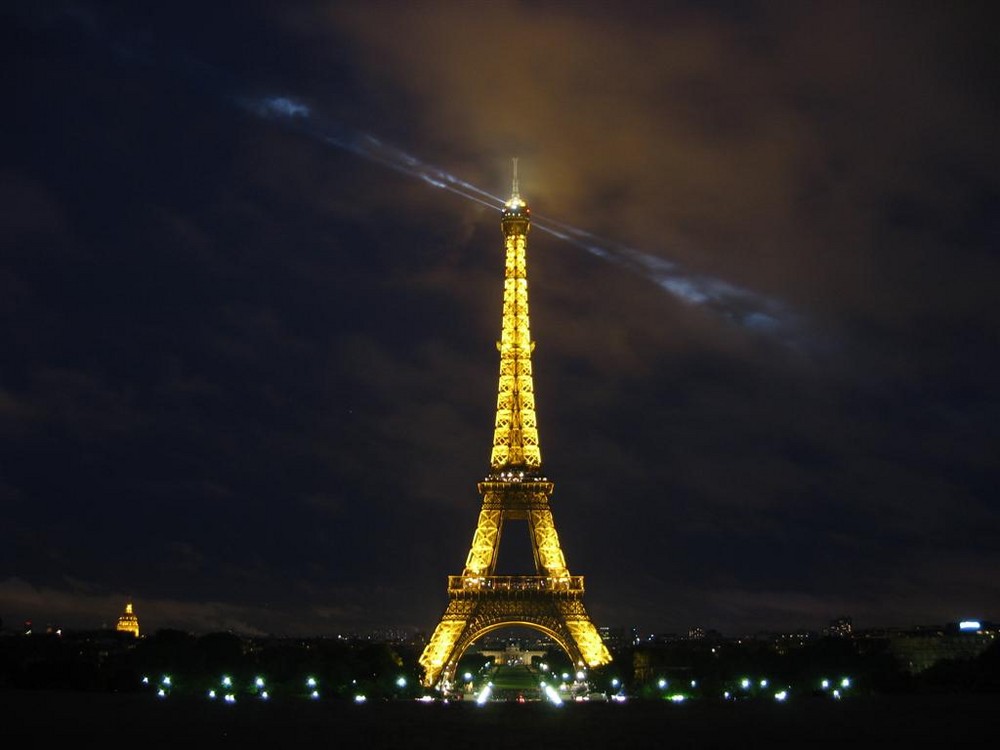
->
[4,690,998,748]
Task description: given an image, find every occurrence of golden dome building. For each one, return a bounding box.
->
[116,601,140,638]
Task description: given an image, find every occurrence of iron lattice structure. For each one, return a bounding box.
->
[419,165,611,689]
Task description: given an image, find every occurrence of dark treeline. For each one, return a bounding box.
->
[1,629,998,696]
[0,629,423,698]
[614,636,1000,697]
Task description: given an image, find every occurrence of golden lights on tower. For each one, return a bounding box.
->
[418,162,611,689]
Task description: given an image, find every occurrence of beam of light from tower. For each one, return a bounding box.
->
[529,218,799,338]
[50,3,810,350]
[244,94,811,349]
[242,96,503,211]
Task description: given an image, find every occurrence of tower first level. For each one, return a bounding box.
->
[418,164,611,689]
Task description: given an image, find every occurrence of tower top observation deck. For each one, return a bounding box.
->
[501,157,530,228]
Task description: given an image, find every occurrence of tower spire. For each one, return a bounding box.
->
[504,157,526,211]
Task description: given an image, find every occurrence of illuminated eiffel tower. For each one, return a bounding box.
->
[419,161,611,689]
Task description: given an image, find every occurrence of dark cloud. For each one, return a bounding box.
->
[0,1,997,638]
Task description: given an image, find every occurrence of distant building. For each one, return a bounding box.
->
[687,627,723,642]
[366,627,416,644]
[116,601,140,638]
[887,623,996,674]
[825,616,853,638]
[598,626,626,651]
[478,642,546,667]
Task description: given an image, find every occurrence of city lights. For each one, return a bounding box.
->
[123,654,897,709]
[108,567,979,714]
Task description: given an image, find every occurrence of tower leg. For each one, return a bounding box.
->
[419,599,476,688]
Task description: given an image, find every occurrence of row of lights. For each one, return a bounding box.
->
[146,669,854,706]
[143,673,408,704]
[651,674,854,703]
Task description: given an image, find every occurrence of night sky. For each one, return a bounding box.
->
[2,1,997,639]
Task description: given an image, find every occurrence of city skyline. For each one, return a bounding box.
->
[2,2,998,639]
[7,602,994,645]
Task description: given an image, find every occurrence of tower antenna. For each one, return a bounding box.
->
[511,156,519,200]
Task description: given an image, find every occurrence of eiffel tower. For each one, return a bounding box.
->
[419,161,612,689]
